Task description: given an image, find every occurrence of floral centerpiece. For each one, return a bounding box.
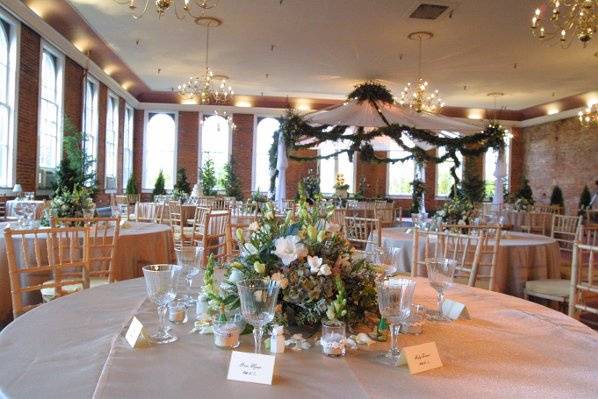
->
[41,185,95,226]
[334,173,350,199]
[207,199,379,329]
[435,195,477,226]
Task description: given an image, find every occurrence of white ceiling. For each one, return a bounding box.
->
[68,0,598,109]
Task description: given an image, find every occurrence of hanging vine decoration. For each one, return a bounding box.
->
[276,81,506,185]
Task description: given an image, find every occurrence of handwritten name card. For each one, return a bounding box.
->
[402,342,443,374]
[125,316,149,348]
[227,351,276,385]
[442,299,471,320]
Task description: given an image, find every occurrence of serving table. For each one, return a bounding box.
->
[0,278,595,398]
[372,228,561,297]
[0,222,174,324]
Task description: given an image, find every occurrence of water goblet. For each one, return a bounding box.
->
[380,246,402,277]
[142,264,182,344]
[174,246,203,305]
[375,277,416,366]
[236,279,280,353]
[425,258,457,322]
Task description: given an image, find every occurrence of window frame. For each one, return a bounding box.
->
[198,113,232,190]
[122,104,134,190]
[318,140,356,195]
[483,133,512,196]
[36,41,64,191]
[142,110,178,192]
[104,91,119,193]
[82,74,99,174]
[435,146,463,199]
[252,115,280,193]
[0,9,19,190]
[386,152,416,198]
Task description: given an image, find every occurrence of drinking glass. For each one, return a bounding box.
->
[375,278,416,366]
[111,205,121,219]
[425,258,457,321]
[380,246,402,277]
[142,264,182,344]
[236,279,280,353]
[83,204,96,220]
[175,246,203,304]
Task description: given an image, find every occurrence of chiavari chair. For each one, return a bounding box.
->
[113,194,134,220]
[586,209,598,227]
[533,204,561,214]
[344,215,381,251]
[4,226,90,318]
[568,241,598,318]
[551,214,583,279]
[0,194,7,220]
[169,200,194,248]
[520,211,551,236]
[194,210,232,265]
[374,203,396,228]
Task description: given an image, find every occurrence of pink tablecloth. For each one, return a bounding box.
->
[374,228,561,297]
[0,278,595,398]
[0,222,174,324]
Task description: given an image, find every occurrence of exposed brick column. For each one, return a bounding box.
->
[16,26,40,192]
[355,151,388,198]
[95,83,108,203]
[231,113,254,199]
[178,111,199,185]
[285,149,317,199]
[63,58,84,132]
[509,127,525,194]
[116,97,126,193]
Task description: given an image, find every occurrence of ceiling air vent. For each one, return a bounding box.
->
[409,3,449,20]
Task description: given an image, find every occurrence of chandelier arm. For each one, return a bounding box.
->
[113,0,133,5]
[130,0,151,20]
[173,2,187,20]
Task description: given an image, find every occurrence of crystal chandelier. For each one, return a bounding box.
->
[399,32,444,113]
[177,17,234,105]
[530,1,597,48]
[114,0,219,21]
[578,103,598,127]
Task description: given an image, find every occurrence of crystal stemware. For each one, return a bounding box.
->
[425,258,457,321]
[375,278,416,366]
[175,246,203,304]
[236,279,280,353]
[380,246,402,277]
[142,264,182,344]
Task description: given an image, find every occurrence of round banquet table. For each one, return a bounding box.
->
[374,228,561,297]
[0,222,174,324]
[0,278,596,398]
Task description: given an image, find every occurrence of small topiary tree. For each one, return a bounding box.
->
[174,168,191,194]
[579,185,592,214]
[152,170,166,197]
[200,159,217,196]
[516,178,534,204]
[221,158,243,200]
[550,185,564,210]
[125,174,137,195]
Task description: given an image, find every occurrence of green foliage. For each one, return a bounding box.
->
[550,185,564,209]
[347,81,394,104]
[53,117,97,196]
[269,131,280,198]
[354,176,368,201]
[297,169,320,203]
[152,170,166,197]
[125,174,137,195]
[326,276,348,321]
[41,184,94,226]
[410,179,425,214]
[515,178,534,204]
[200,159,218,196]
[174,168,191,194]
[460,170,486,203]
[579,185,592,213]
[221,158,243,200]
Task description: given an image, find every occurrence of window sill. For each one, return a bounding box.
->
[386,195,412,200]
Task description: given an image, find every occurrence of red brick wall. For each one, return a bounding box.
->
[16,25,40,192]
[509,127,525,194]
[231,113,254,198]
[286,149,318,199]
[63,58,84,131]
[178,111,199,186]
[355,151,387,198]
[522,117,598,214]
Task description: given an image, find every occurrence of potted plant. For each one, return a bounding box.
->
[334,173,350,199]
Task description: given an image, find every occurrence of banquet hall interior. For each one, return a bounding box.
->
[0,0,597,397]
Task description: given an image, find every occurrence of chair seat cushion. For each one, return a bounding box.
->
[525,279,569,298]
[41,277,109,302]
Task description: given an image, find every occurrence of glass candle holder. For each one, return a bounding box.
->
[167,299,188,324]
[212,315,243,349]
[321,320,346,357]
[400,304,426,335]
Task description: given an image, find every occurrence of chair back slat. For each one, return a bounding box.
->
[568,241,598,317]
[343,216,381,250]
[195,210,232,265]
[551,214,583,255]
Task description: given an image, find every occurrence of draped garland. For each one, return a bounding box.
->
[275,82,506,185]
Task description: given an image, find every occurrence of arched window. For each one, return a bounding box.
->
[436,146,463,197]
[143,112,176,190]
[201,115,230,187]
[0,15,17,188]
[83,77,99,172]
[253,117,279,192]
[105,94,119,190]
[38,45,63,172]
[319,140,355,194]
[122,105,134,189]
[387,153,416,197]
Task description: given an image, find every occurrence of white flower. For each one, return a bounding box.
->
[228,268,244,284]
[307,255,323,274]
[270,272,288,289]
[243,243,259,256]
[248,221,260,231]
[325,222,341,233]
[318,264,332,276]
[272,235,307,266]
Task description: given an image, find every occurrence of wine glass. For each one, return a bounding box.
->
[380,246,402,277]
[375,278,416,366]
[142,264,182,344]
[236,279,280,353]
[174,246,203,305]
[425,258,457,322]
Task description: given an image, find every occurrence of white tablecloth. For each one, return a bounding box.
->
[373,228,561,297]
[0,278,595,398]
[0,222,174,324]
[5,200,46,219]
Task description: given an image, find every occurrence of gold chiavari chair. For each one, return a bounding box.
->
[50,217,120,284]
[586,209,598,227]
[207,197,227,210]
[344,215,381,251]
[0,194,7,220]
[374,203,396,228]
[169,201,194,248]
[190,206,211,243]
[533,204,561,214]
[520,211,551,236]
[194,210,232,265]
[330,208,347,232]
[568,241,598,318]
[412,229,443,277]
[551,214,583,279]
[4,226,90,318]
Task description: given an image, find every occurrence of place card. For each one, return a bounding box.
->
[227,351,276,385]
[125,316,148,348]
[402,342,443,374]
[441,299,471,320]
